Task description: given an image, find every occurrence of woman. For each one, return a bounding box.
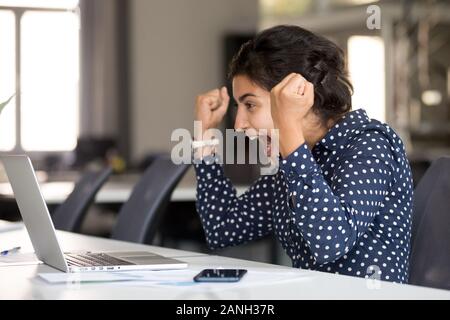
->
[193,25,413,283]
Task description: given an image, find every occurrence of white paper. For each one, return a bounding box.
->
[38,270,189,284]
[37,269,311,288]
[118,269,310,288]
[0,253,42,267]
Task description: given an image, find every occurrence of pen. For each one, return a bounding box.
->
[0,246,21,256]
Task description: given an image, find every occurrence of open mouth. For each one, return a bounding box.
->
[242,128,276,158]
[246,133,272,157]
[259,134,272,157]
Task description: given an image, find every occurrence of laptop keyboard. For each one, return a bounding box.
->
[65,253,132,267]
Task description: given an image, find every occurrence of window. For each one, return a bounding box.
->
[0,0,79,152]
[0,10,15,151]
[348,36,385,122]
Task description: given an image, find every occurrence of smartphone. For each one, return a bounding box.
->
[193,269,247,282]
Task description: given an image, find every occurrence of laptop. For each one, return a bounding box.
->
[1,155,188,273]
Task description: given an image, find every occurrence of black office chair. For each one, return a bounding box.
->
[409,157,450,290]
[52,167,113,232]
[110,156,190,244]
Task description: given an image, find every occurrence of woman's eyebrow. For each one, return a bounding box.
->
[238,93,258,103]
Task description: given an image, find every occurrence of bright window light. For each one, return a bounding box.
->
[348,36,385,122]
[0,0,78,9]
[21,11,79,151]
[0,10,16,151]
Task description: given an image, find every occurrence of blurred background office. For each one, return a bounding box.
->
[0,0,449,266]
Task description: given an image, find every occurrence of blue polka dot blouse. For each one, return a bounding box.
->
[194,109,413,283]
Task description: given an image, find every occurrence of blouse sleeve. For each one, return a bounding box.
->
[194,155,275,250]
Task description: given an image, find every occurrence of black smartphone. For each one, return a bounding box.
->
[193,269,247,282]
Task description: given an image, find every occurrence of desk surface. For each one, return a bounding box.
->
[0,168,248,204]
[0,228,449,299]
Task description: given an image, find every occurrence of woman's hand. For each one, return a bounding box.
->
[270,73,314,157]
[193,86,229,159]
[195,86,230,137]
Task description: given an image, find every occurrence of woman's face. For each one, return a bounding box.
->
[232,75,274,155]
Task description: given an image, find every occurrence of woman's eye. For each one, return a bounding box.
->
[245,103,256,110]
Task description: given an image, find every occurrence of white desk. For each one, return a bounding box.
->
[0,228,449,299]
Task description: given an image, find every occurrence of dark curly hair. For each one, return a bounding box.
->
[228,25,353,123]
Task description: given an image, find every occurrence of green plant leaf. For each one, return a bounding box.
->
[0,94,15,116]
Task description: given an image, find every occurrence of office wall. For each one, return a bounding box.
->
[129,0,259,163]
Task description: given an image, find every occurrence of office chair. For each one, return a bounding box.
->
[52,167,113,232]
[409,157,450,290]
[110,155,190,244]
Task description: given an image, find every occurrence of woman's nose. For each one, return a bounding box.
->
[234,106,250,131]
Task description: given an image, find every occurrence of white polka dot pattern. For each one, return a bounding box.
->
[194,109,413,284]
